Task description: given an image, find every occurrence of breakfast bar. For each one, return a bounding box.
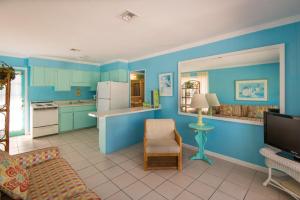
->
[89,107,160,154]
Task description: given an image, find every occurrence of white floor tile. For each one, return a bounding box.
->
[95,159,116,171]
[112,172,137,189]
[186,180,215,200]
[210,190,237,200]
[219,181,248,200]
[155,181,183,200]
[175,190,202,200]
[123,181,151,200]
[102,166,125,179]
[141,191,167,200]
[141,173,165,189]
[92,181,120,199]
[106,191,131,200]
[169,173,194,188]
[197,172,223,188]
[84,172,109,189]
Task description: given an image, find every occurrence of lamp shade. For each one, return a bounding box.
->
[191,94,209,109]
[205,93,220,106]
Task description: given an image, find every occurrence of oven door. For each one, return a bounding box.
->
[32,108,58,127]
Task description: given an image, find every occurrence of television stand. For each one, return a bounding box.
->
[276,151,300,163]
[260,148,300,200]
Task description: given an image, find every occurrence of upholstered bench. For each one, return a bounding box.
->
[0,147,100,200]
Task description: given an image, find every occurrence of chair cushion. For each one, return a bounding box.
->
[0,151,29,200]
[146,139,180,153]
[145,119,175,140]
[27,158,87,200]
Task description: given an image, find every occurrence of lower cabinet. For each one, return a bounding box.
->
[59,112,74,132]
[59,105,96,133]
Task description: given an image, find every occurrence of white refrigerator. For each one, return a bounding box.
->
[96,81,129,112]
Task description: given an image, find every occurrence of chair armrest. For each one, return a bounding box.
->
[13,147,60,169]
[174,130,182,146]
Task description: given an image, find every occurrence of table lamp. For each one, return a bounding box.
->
[206,93,220,115]
[191,93,209,126]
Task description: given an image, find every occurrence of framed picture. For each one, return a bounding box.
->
[159,73,173,96]
[235,79,268,101]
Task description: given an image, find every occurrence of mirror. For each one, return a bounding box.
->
[130,70,145,107]
[178,45,285,122]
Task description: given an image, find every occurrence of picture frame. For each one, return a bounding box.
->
[159,72,173,96]
[235,79,268,101]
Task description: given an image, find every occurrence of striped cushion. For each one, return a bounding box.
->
[27,158,87,200]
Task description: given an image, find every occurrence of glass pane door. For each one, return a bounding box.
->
[0,70,25,137]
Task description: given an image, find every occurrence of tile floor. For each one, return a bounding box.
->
[9,128,293,200]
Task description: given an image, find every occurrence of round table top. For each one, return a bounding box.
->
[188,123,214,131]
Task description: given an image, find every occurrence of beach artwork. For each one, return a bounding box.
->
[235,79,268,101]
[159,73,173,96]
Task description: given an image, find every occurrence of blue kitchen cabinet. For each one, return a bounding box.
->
[59,105,96,133]
[55,69,71,91]
[59,111,74,132]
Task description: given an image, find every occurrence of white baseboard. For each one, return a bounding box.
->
[183,143,268,173]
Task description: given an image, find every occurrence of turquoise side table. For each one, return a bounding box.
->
[188,123,214,165]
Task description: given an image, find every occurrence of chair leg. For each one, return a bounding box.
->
[144,152,148,171]
[178,152,182,172]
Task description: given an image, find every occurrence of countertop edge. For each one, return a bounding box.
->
[88,107,160,118]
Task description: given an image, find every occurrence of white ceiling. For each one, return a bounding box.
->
[0,0,300,64]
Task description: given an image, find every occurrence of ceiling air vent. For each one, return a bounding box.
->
[120,10,137,22]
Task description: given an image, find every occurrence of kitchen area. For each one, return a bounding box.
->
[27,62,160,155]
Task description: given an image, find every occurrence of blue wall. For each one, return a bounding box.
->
[129,22,300,166]
[100,61,128,72]
[207,63,279,105]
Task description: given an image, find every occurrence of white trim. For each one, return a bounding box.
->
[129,15,300,62]
[30,56,101,66]
[183,143,268,173]
[279,44,285,114]
[178,44,285,118]
[13,67,29,134]
[100,59,129,66]
[179,111,263,126]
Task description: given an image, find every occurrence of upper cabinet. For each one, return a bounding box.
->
[100,69,128,83]
[31,67,45,86]
[30,66,100,91]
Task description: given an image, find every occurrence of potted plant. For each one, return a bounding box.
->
[0,62,16,90]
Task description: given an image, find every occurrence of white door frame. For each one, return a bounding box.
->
[129,69,146,107]
[14,67,29,135]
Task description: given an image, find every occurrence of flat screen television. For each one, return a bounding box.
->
[264,112,300,162]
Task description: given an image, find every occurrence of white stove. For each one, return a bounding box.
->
[30,101,58,138]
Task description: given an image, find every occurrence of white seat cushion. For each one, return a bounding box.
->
[146,139,180,154]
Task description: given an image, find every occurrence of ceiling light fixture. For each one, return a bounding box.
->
[120,10,137,22]
[70,48,80,52]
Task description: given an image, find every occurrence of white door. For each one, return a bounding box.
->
[97,82,111,99]
[97,99,110,112]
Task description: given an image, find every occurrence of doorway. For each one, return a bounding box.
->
[0,70,25,137]
[130,70,145,107]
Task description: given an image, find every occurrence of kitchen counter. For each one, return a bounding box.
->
[88,106,160,118]
[55,100,96,107]
[90,106,160,154]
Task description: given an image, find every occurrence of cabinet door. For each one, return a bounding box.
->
[31,66,45,86]
[73,110,97,129]
[90,72,100,91]
[44,68,58,86]
[109,70,119,82]
[72,70,90,86]
[59,112,74,132]
[118,69,128,82]
[56,69,71,91]
[100,71,110,82]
